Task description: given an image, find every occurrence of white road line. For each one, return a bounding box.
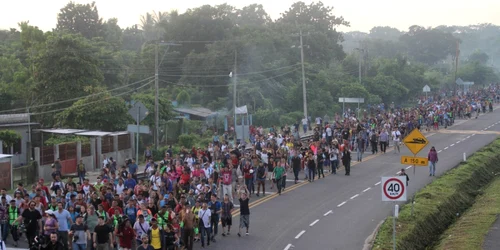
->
[450,144,455,147]
[406,166,412,169]
[438,150,442,153]
[444,147,449,150]
[284,244,293,250]
[466,136,471,139]
[337,201,347,207]
[375,181,381,186]
[295,230,306,239]
[350,194,359,200]
[309,219,320,227]
[472,134,476,136]
[456,141,461,144]
[362,187,371,192]
[396,171,401,175]
[323,210,333,216]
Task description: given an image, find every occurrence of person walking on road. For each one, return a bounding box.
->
[291,152,301,184]
[342,146,352,176]
[392,127,401,154]
[273,160,285,195]
[379,129,389,153]
[306,152,316,182]
[428,146,439,176]
[237,193,250,237]
[399,169,409,186]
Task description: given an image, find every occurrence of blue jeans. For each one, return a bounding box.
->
[72,243,86,250]
[308,168,315,181]
[331,160,338,174]
[303,124,307,134]
[1,223,8,241]
[429,162,436,176]
[200,226,212,246]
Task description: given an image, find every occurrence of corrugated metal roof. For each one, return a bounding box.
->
[74,131,112,137]
[0,113,30,124]
[36,129,87,134]
[0,122,39,128]
[173,107,217,118]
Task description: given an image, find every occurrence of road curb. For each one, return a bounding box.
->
[363,220,385,250]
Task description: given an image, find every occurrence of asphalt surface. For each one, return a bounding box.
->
[190,110,500,250]
[5,111,500,250]
[483,215,500,250]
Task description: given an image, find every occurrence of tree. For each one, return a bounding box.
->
[56,1,103,39]
[468,50,489,64]
[54,88,130,131]
[176,90,191,105]
[34,33,103,122]
[102,18,122,49]
[0,130,21,147]
[399,25,457,65]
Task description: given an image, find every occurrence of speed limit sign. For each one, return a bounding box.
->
[381,176,407,201]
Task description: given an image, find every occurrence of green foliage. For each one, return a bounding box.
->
[279,111,303,126]
[373,139,500,250]
[178,134,199,148]
[176,90,191,105]
[56,1,103,39]
[0,130,21,147]
[54,88,130,131]
[44,135,89,146]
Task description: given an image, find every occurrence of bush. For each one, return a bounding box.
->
[178,134,199,148]
[373,139,500,250]
[279,111,303,126]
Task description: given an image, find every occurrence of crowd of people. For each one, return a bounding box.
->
[0,86,498,250]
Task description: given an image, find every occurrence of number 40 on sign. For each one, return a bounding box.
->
[381,176,407,202]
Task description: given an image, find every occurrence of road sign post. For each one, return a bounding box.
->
[128,101,149,163]
[382,176,406,250]
[402,128,429,217]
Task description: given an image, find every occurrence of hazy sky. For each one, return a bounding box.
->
[1,0,500,32]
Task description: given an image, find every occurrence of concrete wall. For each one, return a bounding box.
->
[3,126,29,167]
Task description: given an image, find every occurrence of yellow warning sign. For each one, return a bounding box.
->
[401,156,429,166]
[403,129,429,155]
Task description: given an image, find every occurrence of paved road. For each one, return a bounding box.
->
[5,112,500,250]
[193,110,500,250]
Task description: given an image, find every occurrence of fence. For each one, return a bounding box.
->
[81,143,91,157]
[59,143,77,160]
[41,146,54,165]
[101,136,113,154]
[118,134,131,150]
[12,161,37,187]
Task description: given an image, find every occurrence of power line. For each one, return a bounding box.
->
[159,64,299,78]
[159,67,300,87]
[31,80,153,116]
[0,76,154,114]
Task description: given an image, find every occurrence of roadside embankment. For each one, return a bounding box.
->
[372,138,500,250]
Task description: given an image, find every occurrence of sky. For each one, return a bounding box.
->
[1,0,500,32]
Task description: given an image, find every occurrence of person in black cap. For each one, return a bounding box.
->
[69,215,89,250]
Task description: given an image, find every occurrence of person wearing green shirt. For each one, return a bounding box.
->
[156,206,169,230]
[273,160,285,195]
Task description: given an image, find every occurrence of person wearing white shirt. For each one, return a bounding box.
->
[198,203,212,247]
[391,128,401,154]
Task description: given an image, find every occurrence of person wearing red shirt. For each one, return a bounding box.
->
[38,179,51,200]
[243,161,254,196]
[107,200,123,217]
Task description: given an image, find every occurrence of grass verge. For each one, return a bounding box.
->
[434,175,500,250]
[372,138,500,250]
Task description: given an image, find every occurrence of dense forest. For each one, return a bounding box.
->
[0,1,499,134]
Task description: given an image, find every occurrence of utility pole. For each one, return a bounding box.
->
[454,40,460,96]
[299,29,308,120]
[233,50,238,147]
[155,41,181,150]
[355,47,364,85]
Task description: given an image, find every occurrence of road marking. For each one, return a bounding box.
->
[456,141,460,144]
[438,150,442,153]
[350,194,359,199]
[295,230,306,239]
[444,147,449,150]
[284,243,294,250]
[375,181,381,186]
[450,144,455,147]
[466,136,471,139]
[324,210,333,216]
[472,134,476,136]
[286,179,304,183]
[406,166,412,169]
[363,187,371,192]
[309,219,320,227]
[337,201,347,207]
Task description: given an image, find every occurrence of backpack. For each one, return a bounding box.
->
[371,133,377,142]
[257,166,265,178]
